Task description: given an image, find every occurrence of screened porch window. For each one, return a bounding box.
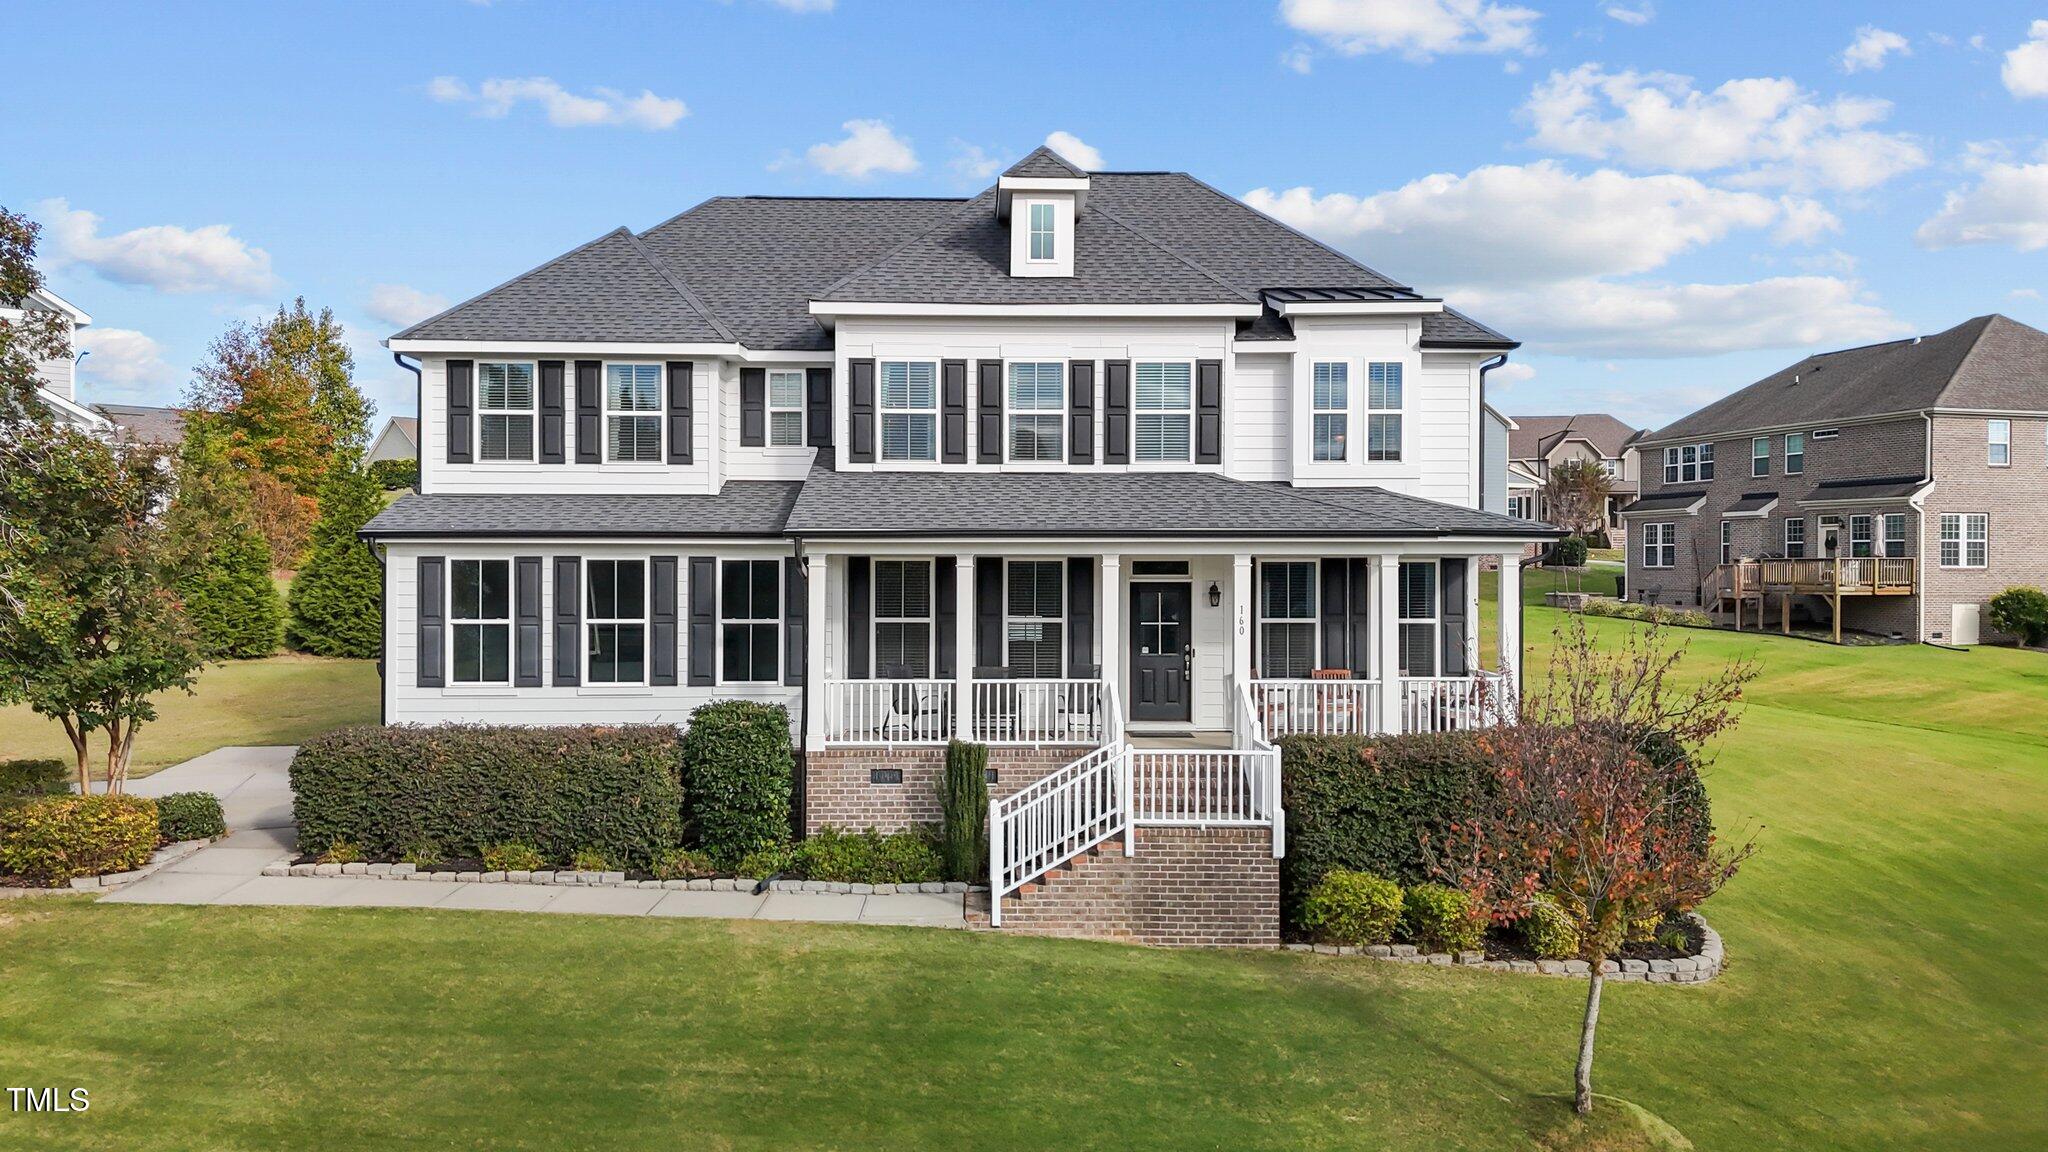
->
[880,361,938,462]
[1258,562,1316,679]
[1397,561,1437,678]
[1005,560,1064,677]
[1133,361,1192,462]
[476,362,535,462]
[1007,362,1064,462]
[873,560,933,678]
[451,559,510,684]
[605,363,662,462]
[585,559,646,685]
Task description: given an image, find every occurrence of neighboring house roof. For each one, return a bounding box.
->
[93,403,185,445]
[1004,146,1089,178]
[1725,492,1779,517]
[784,467,1555,539]
[1799,475,1930,505]
[1507,414,1640,462]
[1648,314,2048,444]
[392,416,419,442]
[1620,489,1708,515]
[360,485,805,539]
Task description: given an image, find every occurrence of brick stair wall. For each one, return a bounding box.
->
[804,745,1091,834]
[967,826,1279,947]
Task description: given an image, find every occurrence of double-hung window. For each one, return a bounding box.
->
[1007,362,1064,462]
[1396,561,1437,678]
[1940,513,1987,568]
[1882,513,1907,558]
[879,361,938,462]
[585,559,646,685]
[1366,362,1403,462]
[1004,560,1064,677]
[1028,202,1056,262]
[450,559,510,684]
[1662,443,1714,483]
[1850,515,1874,558]
[872,560,933,678]
[476,362,536,462]
[1698,442,1715,480]
[1643,523,1676,569]
[1752,436,1770,477]
[1783,517,1806,558]
[1257,562,1317,679]
[1720,520,1733,565]
[1785,432,1804,475]
[1133,361,1193,462]
[605,364,662,462]
[767,369,806,447]
[1312,362,1348,462]
[719,560,780,683]
[1989,419,2011,466]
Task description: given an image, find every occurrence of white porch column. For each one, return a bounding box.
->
[1497,552,1522,685]
[1098,554,1122,704]
[1373,553,1402,734]
[1231,554,1253,686]
[954,555,975,741]
[804,550,831,745]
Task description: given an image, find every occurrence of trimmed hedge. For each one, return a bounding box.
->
[154,792,227,841]
[0,758,70,800]
[682,700,794,865]
[1300,869,1404,946]
[0,795,159,884]
[291,725,685,868]
[1402,883,1485,953]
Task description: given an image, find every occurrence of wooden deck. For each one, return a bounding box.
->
[1704,557,1917,642]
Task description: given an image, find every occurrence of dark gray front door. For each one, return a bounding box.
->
[1129,582,1192,722]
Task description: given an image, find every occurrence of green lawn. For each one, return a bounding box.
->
[0,654,378,778]
[2,612,2044,1149]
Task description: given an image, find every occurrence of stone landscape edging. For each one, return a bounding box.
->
[65,837,214,892]
[1284,913,1724,983]
[260,858,985,896]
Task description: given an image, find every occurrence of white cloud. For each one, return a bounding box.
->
[1244,162,1803,288]
[1772,196,1841,244]
[1278,0,1539,61]
[1604,2,1653,27]
[76,327,170,397]
[804,120,919,179]
[1489,360,1537,387]
[1044,131,1104,171]
[1914,161,2048,251]
[1282,44,1316,74]
[948,142,1002,182]
[2011,288,2042,300]
[1841,26,1910,72]
[1521,64,1927,192]
[365,283,451,329]
[428,76,686,129]
[766,0,835,10]
[1452,276,1907,358]
[33,198,276,295]
[2002,20,2048,98]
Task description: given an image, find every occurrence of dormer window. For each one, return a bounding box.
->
[1028,203,1056,262]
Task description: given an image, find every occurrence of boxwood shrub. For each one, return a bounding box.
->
[1299,869,1404,946]
[682,700,793,865]
[0,794,159,884]
[1402,882,1485,953]
[291,724,685,868]
[154,792,227,841]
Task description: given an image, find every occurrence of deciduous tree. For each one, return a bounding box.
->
[0,208,72,426]
[1540,460,1614,542]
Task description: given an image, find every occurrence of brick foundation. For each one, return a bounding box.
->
[802,745,1092,834]
[974,826,1280,947]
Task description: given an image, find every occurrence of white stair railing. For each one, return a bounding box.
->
[987,742,1131,927]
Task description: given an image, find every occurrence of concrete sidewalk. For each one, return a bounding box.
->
[101,747,965,928]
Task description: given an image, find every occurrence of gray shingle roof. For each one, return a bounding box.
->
[784,467,1555,539]
[1799,475,1928,503]
[1727,492,1779,514]
[1508,413,1641,461]
[1421,308,1517,350]
[1620,490,1708,515]
[1004,146,1089,178]
[94,403,187,445]
[359,485,803,539]
[1649,315,2048,443]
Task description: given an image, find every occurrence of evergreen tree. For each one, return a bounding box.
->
[286,459,383,658]
[167,435,281,659]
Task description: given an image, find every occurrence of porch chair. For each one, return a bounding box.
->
[972,665,1013,742]
[879,663,947,742]
[1310,667,1364,734]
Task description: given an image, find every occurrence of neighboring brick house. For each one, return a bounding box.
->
[1622,315,2048,645]
[1505,413,1641,542]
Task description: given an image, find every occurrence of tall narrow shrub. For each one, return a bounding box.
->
[287,459,383,657]
[940,740,990,882]
[682,700,793,864]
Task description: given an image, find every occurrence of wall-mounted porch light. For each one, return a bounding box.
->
[1207,581,1222,608]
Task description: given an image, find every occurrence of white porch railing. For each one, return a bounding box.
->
[1398,671,1512,733]
[971,678,1109,746]
[818,679,955,746]
[1249,678,1379,738]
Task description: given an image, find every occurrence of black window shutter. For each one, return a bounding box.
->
[848,359,876,463]
[650,556,680,686]
[445,361,473,464]
[552,556,580,686]
[933,556,956,678]
[1067,361,1095,465]
[1066,558,1094,676]
[806,367,833,448]
[1196,359,1223,464]
[666,362,693,464]
[974,558,1004,668]
[976,360,1004,464]
[740,367,766,447]
[538,361,565,464]
[574,360,601,464]
[1440,559,1469,677]
[1347,560,1372,677]
[846,557,871,679]
[416,556,445,687]
[1320,558,1348,672]
[687,557,716,687]
[514,555,543,687]
[783,556,807,687]
[941,359,968,463]
[1102,360,1130,465]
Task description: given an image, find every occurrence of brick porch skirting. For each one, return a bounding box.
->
[977,826,1281,948]
[802,745,1093,834]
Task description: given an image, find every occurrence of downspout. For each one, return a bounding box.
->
[380,352,423,724]
[1478,353,1507,513]
[1914,411,1935,643]
[791,534,811,844]
[394,352,423,492]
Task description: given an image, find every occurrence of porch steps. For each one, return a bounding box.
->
[969,826,1279,947]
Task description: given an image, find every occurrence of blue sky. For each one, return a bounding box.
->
[7,0,2046,432]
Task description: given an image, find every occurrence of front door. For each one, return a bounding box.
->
[1129,582,1192,722]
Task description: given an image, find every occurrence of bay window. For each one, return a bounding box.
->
[585,559,647,685]
[476,362,535,462]
[880,361,938,462]
[719,559,780,683]
[1134,361,1193,462]
[1312,362,1347,462]
[1257,562,1316,679]
[605,363,662,462]
[1007,362,1065,462]
[451,559,510,684]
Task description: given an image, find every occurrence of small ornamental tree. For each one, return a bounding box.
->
[1429,616,1758,1116]
[1986,586,2048,647]
[1539,460,1614,542]
[286,458,383,657]
[168,434,282,659]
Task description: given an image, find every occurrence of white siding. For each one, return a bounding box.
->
[1417,355,1478,507]
[1282,317,1482,504]
[720,359,822,483]
[1481,408,1509,515]
[36,353,75,403]
[1228,353,1289,481]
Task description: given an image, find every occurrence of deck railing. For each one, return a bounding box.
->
[1249,678,1379,737]
[1755,556,1917,594]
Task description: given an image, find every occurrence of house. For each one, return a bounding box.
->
[1621,315,2048,645]
[1506,413,1641,539]
[368,416,418,464]
[4,285,111,435]
[95,403,187,446]
[365,146,1557,942]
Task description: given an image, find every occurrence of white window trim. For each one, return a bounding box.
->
[879,359,940,463]
[1256,561,1318,679]
[1751,436,1770,477]
[1311,361,1349,464]
[1940,513,1988,569]
[447,557,513,687]
[1783,517,1806,558]
[717,558,782,685]
[584,557,649,687]
[1131,359,1196,465]
[1642,523,1676,569]
[1003,559,1066,676]
[1662,442,1715,484]
[1850,514,1874,558]
[871,559,935,679]
[1365,361,1404,464]
[601,361,665,466]
[1720,520,1733,565]
[1396,560,1438,679]
[1882,512,1907,558]
[1006,361,1066,464]
[1988,419,2011,467]
[474,360,538,465]
[1785,432,1805,475]
[1026,201,1057,264]
[766,368,807,449]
